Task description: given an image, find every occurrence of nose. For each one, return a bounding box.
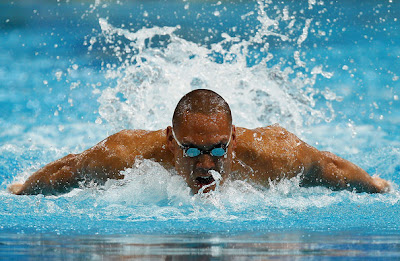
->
[196,154,216,170]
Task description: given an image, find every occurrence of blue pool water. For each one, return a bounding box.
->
[1,0,400,259]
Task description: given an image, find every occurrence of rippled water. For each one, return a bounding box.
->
[1,0,399,259]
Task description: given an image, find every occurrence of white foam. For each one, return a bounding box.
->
[209,170,222,182]
[75,160,398,211]
[93,4,337,133]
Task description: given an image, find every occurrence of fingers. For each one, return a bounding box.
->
[8,183,24,195]
[372,176,391,193]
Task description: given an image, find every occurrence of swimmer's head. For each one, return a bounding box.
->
[167,89,236,194]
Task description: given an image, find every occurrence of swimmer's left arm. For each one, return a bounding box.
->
[235,126,390,193]
[303,148,391,193]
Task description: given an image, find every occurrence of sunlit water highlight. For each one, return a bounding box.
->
[0,0,399,259]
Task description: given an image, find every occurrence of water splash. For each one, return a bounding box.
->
[65,159,400,215]
[91,0,336,133]
[2,155,400,234]
[197,170,223,195]
[2,0,400,239]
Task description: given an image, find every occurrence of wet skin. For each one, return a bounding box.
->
[8,113,390,195]
[166,112,236,194]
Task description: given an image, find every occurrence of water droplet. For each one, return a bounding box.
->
[95,118,103,124]
[55,71,62,81]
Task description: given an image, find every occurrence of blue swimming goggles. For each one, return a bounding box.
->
[172,129,232,158]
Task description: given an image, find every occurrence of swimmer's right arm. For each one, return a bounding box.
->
[8,129,170,195]
[8,153,83,195]
[8,131,133,195]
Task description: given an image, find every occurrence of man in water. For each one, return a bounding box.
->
[9,89,390,195]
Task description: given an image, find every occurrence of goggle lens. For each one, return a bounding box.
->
[185,148,201,157]
[210,147,226,157]
[184,147,227,157]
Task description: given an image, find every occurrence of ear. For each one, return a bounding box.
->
[166,126,175,153]
[231,125,237,149]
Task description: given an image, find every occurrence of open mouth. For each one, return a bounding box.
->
[195,175,215,185]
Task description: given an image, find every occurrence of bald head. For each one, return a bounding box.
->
[172,89,232,130]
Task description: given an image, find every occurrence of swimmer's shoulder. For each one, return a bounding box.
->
[88,129,167,158]
[255,123,291,135]
[236,124,294,141]
[233,124,295,181]
[108,128,167,144]
[234,124,314,181]
[236,124,307,155]
[106,128,173,166]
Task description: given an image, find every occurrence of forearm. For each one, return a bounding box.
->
[12,154,82,195]
[317,151,390,193]
[9,130,165,195]
[11,147,129,195]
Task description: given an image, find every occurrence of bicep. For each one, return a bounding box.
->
[79,138,130,181]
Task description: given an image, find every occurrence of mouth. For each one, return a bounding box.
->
[195,175,215,185]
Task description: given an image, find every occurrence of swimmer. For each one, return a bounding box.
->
[9,89,390,195]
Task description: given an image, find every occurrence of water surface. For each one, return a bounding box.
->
[1,0,399,259]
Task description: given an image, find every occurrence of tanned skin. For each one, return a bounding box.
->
[9,124,389,195]
[8,89,390,195]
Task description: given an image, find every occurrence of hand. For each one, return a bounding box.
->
[372,176,391,193]
[8,183,24,195]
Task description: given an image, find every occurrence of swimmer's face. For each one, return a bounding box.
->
[167,112,236,194]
